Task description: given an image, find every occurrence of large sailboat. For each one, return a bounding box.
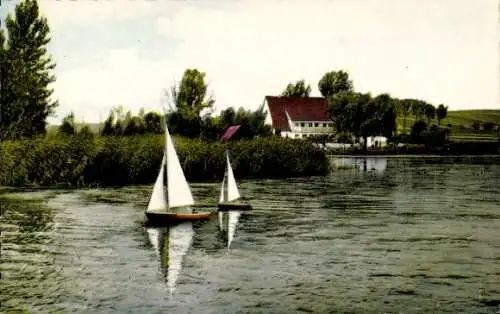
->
[144,122,214,226]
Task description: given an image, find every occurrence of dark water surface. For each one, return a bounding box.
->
[1,156,499,313]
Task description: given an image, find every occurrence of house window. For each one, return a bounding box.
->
[323,123,327,127]
[308,123,312,127]
[314,123,319,127]
[301,123,305,127]
[295,122,300,127]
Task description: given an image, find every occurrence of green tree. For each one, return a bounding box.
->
[101,111,115,136]
[424,104,436,126]
[328,92,397,152]
[318,70,353,98]
[436,104,448,126]
[59,112,76,136]
[281,79,311,97]
[0,0,58,140]
[165,68,215,118]
[411,120,427,142]
[143,111,163,134]
[398,99,412,134]
[163,68,215,137]
[410,99,426,120]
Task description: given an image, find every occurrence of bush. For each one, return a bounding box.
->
[0,135,329,187]
[483,121,495,131]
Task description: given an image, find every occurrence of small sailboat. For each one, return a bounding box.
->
[144,123,214,226]
[217,150,252,211]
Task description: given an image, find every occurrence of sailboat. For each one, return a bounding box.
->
[217,150,252,211]
[144,123,214,226]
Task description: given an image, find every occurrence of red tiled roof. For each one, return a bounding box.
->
[264,96,329,131]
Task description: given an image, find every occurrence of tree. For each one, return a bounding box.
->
[327,92,397,152]
[424,104,436,126]
[411,120,427,141]
[59,112,76,136]
[436,104,448,125]
[398,99,412,134]
[164,68,215,119]
[101,111,115,136]
[143,112,163,134]
[0,0,58,140]
[281,79,311,97]
[163,68,215,137]
[410,99,426,120]
[483,121,494,131]
[318,70,353,98]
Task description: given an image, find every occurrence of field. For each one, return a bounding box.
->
[397,109,500,142]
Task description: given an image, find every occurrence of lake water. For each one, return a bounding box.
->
[1,156,499,313]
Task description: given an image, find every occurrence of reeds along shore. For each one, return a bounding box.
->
[0,135,330,187]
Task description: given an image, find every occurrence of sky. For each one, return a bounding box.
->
[1,0,499,124]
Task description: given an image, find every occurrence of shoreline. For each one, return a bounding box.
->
[328,154,500,158]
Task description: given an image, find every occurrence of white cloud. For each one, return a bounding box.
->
[45,0,498,123]
[38,0,154,26]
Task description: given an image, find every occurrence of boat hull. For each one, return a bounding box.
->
[217,201,252,211]
[144,211,214,226]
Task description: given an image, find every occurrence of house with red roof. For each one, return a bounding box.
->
[263,96,334,139]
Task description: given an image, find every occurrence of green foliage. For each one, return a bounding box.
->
[436,104,448,125]
[327,91,397,151]
[281,79,312,97]
[0,135,329,187]
[483,121,494,131]
[424,104,436,126]
[165,68,215,118]
[472,121,481,131]
[58,112,76,136]
[318,70,353,98]
[411,120,427,140]
[215,105,272,140]
[0,0,58,140]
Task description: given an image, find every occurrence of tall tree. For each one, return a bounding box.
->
[424,104,436,127]
[0,0,58,140]
[281,79,311,97]
[165,68,215,119]
[410,99,426,120]
[436,104,448,126]
[398,99,412,134]
[318,70,353,98]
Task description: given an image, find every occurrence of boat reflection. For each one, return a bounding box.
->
[146,221,194,295]
[217,210,242,249]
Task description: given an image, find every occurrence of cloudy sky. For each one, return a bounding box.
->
[1,0,498,124]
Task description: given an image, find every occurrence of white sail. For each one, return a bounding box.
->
[225,152,240,202]
[146,154,167,212]
[165,125,195,209]
[219,175,226,203]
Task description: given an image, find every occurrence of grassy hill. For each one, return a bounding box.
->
[397,109,500,142]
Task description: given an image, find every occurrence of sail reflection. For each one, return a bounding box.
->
[217,210,242,249]
[146,221,194,295]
